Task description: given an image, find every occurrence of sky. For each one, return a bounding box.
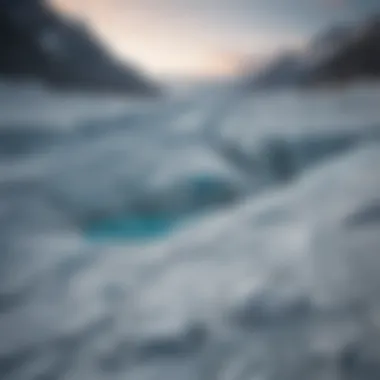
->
[49,0,380,78]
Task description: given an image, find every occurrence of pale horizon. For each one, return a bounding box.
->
[49,0,379,79]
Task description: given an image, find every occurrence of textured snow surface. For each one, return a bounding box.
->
[1,83,380,380]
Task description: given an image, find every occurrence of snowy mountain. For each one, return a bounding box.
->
[246,52,305,89]
[309,15,380,84]
[0,0,160,96]
[247,15,380,90]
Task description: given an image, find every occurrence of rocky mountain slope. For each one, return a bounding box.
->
[248,15,380,89]
[0,0,159,95]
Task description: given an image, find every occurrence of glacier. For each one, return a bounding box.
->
[0,82,380,380]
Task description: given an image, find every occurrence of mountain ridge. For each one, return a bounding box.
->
[247,14,380,90]
[0,0,160,96]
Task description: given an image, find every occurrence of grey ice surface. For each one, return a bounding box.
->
[0,82,380,380]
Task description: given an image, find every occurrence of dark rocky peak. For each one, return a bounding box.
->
[0,0,160,96]
[245,13,380,90]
